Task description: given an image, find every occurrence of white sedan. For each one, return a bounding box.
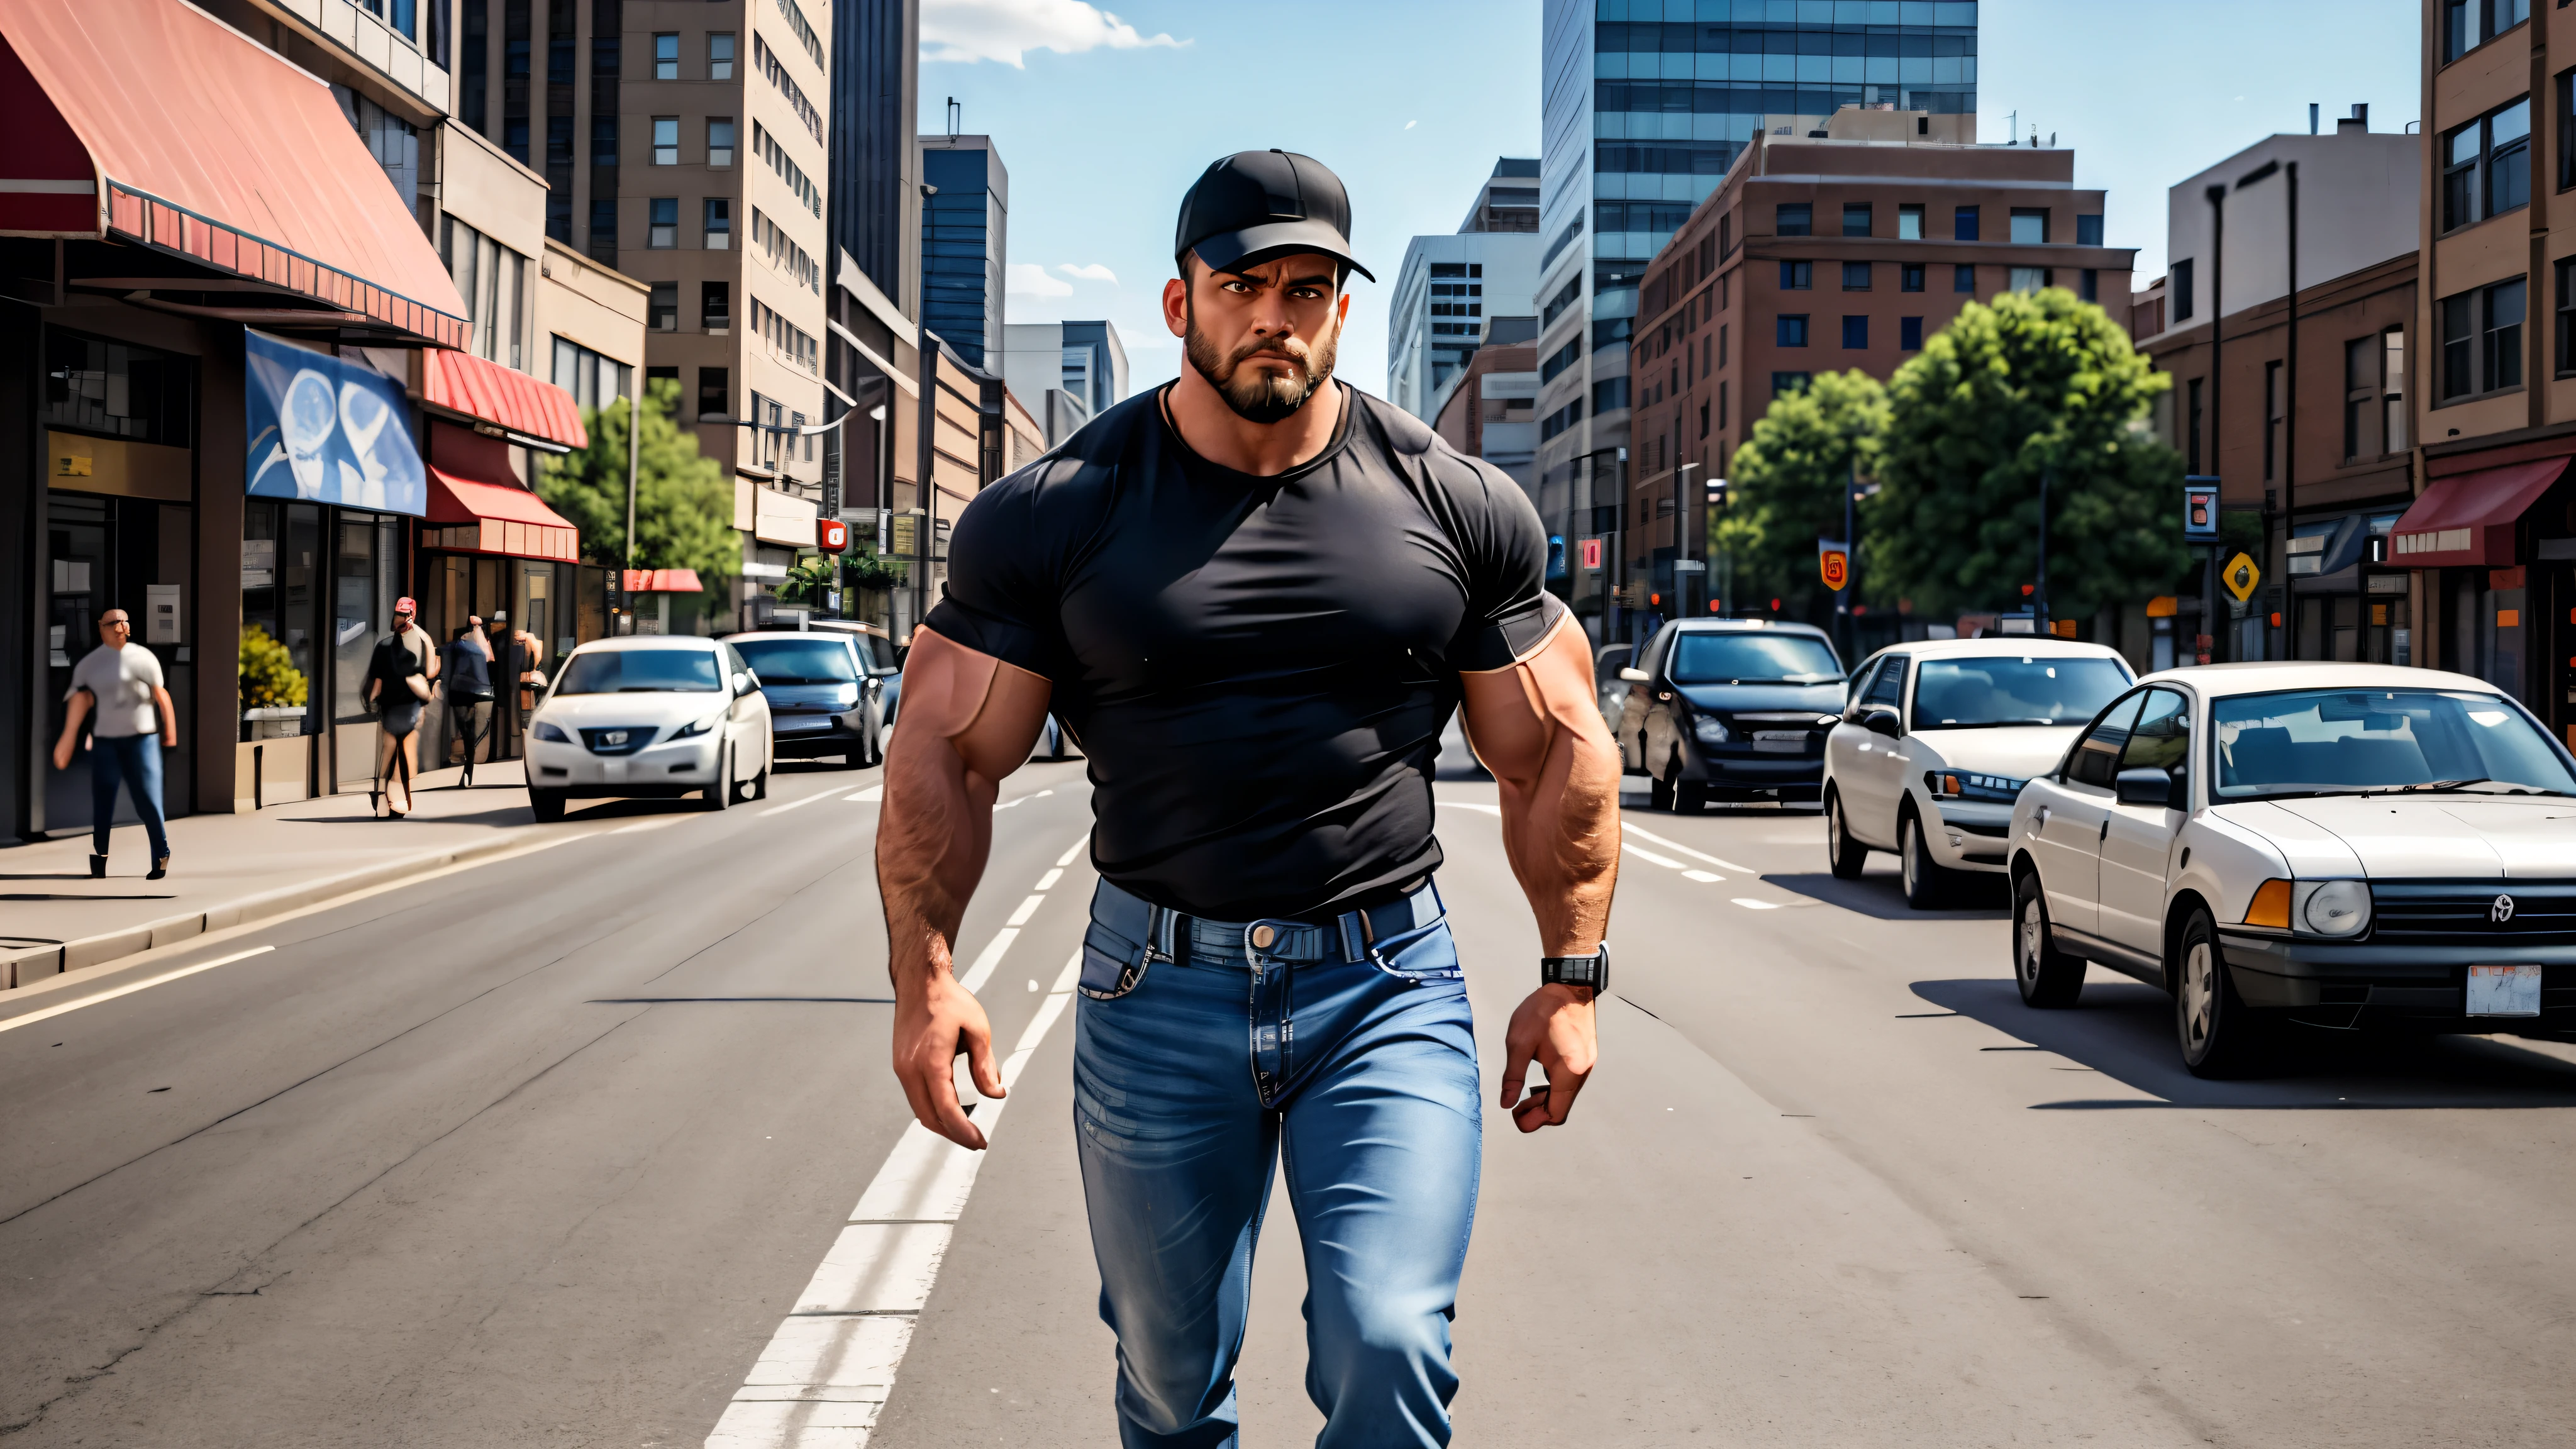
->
[2007,663,2576,1077]
[1823,639,2135,907]
[523,636,774,821]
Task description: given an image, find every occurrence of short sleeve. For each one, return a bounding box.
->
[1445,462,1568,674]
[131,647,165,689]
[921,475,1067,681]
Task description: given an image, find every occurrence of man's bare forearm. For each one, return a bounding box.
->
[877,728,1001,990]
[1461,623,1622,956]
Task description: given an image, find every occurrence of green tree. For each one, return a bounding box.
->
[1714,369,1888,625]
[541,378,738,619]
[1870,289,2189,622]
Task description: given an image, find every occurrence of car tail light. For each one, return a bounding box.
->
[2243,879,2292,929]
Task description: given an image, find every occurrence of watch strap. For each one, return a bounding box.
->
[1538,942,1609,992]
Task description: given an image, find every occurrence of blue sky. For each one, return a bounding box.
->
[923,0,2421,397]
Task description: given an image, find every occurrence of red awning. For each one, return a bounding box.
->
[426,468,580,563]
[624,569,705,594]
[422,348,589,450]
[2389,458,2566,569]
[0,0,467,348]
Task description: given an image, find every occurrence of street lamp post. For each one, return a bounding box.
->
[1675,461,1699,616]
[2035,464,2050,636]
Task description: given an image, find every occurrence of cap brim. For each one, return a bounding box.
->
[1191,221,1374,284]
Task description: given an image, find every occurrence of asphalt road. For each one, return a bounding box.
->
[6,749,2576,1447]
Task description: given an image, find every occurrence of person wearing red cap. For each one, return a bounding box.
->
[878,150,1621,1446]
[365,597,439,816]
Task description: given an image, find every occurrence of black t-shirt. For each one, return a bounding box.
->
[924,383,1563,921]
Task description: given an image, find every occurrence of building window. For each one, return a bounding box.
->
[1953,205,1980,242]
[704,197,731,248]
[1841,262,1871,291]
[653,116,679,165]
[2345,335,2382,460]
[1776,203,1812,237]
[1540,338,1582,384]
[1777,314,1810,348]
[2076,214,2104,247]
[2010,209,2048,245]
[588,198,615,252]
[653,31,677,79]
[2382,330,2407,450]
[2444,96,2532,232]
[1842,203,1872,237]
[2009,267,2046,294]
[649,280,677,331]
[2185,378,2204,474]
[1779,260,1813,290]
[1842,315,1868,349]
[1716,323,1726,367]
[1699,401,1709,438]
[1953,264,1975,294]
[1901,264,1925,293]
[1717,379,1728,428]
[648,197,678,248]
[2446,0,2529,64]
[697,366,729,421]
[2440,275,2524,399]
[2263,360,2283,481]
[1900,317,1924,351]
[1897,204,1923,241]
[709,31,735,79]
[2172,258,2195,321]
[590,114,618,167]
[552,336,631,412]
[703,280,731,331]
[1591,377,1628,414]
[2080,269,2099,302]
[2562,69,2576,192]
[1770,372,1811,397]
[708,118,735,167]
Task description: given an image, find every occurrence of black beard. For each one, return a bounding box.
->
[1183,293,1338,425]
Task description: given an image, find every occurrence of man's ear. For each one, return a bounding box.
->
[1162,275,1189,338]
[1336,291,1351,327]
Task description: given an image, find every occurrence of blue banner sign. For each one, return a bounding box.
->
[244,330,426,515]
[2182,476,2221,543]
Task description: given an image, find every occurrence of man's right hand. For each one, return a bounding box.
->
[892,963,1004,1150]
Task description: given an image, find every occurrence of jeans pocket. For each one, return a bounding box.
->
[1079,919,1152,1001]
[1367,920,1464,985]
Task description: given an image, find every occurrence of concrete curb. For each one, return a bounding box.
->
[1,830,557,992]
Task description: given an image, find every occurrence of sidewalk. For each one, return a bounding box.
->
[2,760,549,991]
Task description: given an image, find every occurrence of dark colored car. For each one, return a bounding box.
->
[730,631,889,769]
[1613,620,1847,811]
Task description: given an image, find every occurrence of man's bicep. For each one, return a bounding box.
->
[1458,609,1594,782]
[896,626,1052,776]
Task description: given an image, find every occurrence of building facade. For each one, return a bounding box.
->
[1387,158,1542,424]
[1536,0,1979,635]
[1431,339,1542,497]
[999,319,1128,446]
[919,133,1006,370]
[1614,109,2126,643]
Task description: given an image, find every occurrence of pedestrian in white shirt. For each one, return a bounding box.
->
[52,609,177,880]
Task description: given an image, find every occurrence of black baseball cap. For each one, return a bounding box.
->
[1174,150,1375,284]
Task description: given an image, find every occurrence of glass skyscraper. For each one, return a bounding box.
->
[1535,0,1978,616]
[920,137,1008,370]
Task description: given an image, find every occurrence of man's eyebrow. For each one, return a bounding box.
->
[1289,273,1334,288]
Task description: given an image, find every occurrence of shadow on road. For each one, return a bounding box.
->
[1911,975,2576,1108]
[1769,870,2010,921]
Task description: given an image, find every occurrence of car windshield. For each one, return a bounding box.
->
[2212,688,2576,799]
[552,648,723,694]
[1913,657,2131,728]
[1667,632,1841,685]
[734,638,855,685]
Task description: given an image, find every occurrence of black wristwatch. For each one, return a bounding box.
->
[1539,941,1609,994]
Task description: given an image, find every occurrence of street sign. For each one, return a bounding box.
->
[2184,476,2221,541]
[1674,559,1706,573]
[816,518,850,554]
[889,512,920,558]
[1818,539,1850,592]
[2223,552,2261,602]
[1580,537,1603,571]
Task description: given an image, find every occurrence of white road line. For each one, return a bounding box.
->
[0,947,275,1034]
[845,785,883,802]
[1004,894,1045,927]
[1624,844,1686,869]
[1618,823,1757,874]
[1683,869,1724,883]
[760,785,853,817]
[613,816,687,834]
[704,950,1084,1448]
[1733,898,1782,911]
[1034,868,1064,892]
[955,928,1017,995]
[1054,835,1089,867]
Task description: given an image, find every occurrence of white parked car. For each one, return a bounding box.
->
[2007,663,2576,1077]
[1823,639,2136,906]
[524,636,774,821]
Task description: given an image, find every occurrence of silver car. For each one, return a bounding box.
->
[524,636,775,820]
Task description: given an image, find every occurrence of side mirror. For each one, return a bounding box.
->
[2115,766,2183,809]
[1618,667,1652,684]
[733,671,755,697]
[1862,706,1901,739]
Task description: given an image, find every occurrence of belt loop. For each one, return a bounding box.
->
[1336,910,1365,963]
[1143,903,1175,965]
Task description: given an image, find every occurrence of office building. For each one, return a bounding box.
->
[1432,338,1542,497]
[920,132,1007,370]
[1617,107,2128,643]
[1538,0,1978,635]
[1001,320,1129,445]
[1387,160,1543,423]
[2136,112,2418,669]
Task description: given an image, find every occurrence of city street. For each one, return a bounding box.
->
[6,747,2576,1448]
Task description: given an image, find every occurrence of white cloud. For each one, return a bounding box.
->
[1007,263,1074,297]
[1057,262,1118,284]
[922,0,1185,68]
[1404,120,1418,130]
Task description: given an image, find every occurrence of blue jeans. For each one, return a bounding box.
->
[1074,879,1481,1449]
[89,733,170,860]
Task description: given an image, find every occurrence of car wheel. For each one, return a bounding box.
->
[1899,810,1961,909]
[1824,789,1866,879]
[528,787,565,823]
[2176,906,2268,1077]
[746,754,770,801]
[702,745,733,811]
[1673,768,1705,814]
[2012,869,2085,1007]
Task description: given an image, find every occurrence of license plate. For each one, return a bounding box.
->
[1753,731,1807,753]
[2467,963,2541,1016]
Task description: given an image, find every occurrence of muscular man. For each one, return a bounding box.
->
[878,150,1620,1448]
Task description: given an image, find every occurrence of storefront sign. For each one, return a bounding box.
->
[243,331,426,515]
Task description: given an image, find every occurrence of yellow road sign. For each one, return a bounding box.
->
[2223,552,2260,603]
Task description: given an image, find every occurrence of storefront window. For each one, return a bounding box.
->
[45,330,192,443]
[242,500,323,740]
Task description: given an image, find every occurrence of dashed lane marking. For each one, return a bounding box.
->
[1004,894,1045,928]
[1683,869,1723,883]
[1624,844,1686,870]
[762,784,858,816]
[1732,898,1782,911]
[1618,822,1757,874]
[845,786,883,802]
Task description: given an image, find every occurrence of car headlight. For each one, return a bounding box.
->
[533,721,570,743]
[1928,770,2025,802]
[672,714,721,740]
[2296,879,2372,938]
[1692,715,1729,745]
[835,682,860,706]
